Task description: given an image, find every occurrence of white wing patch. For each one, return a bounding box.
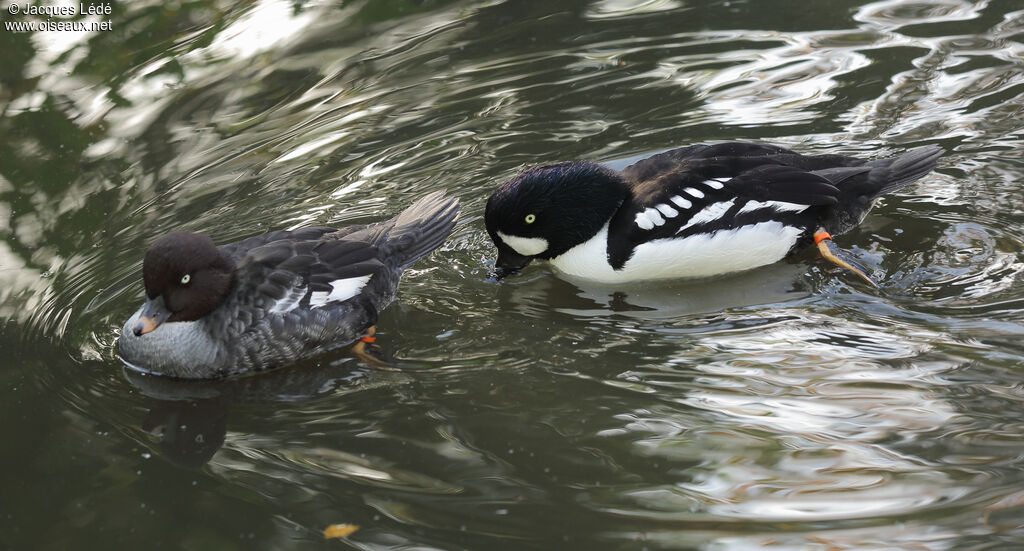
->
[637,203,684,230]
[676,199,736,234]
[702,178,727,190]
[635,212,655,230]
[635,208,667,230]
[647,208,665,226]
[309,275,372,308]
[738,200,810,214]
[268,284,307,314]
[497,231,549,256]
[654,203,679,218]
[670,195,692,209]
[683,187,705,199]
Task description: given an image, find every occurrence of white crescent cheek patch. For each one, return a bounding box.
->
[497,231,549,256]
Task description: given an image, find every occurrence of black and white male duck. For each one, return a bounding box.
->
[118,191,459,379]
[485,142,942,284]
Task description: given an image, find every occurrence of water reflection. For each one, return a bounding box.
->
[139,392,230,469]
[5,0,1024,549]
[123,355,391,468]
[493,261,811,319]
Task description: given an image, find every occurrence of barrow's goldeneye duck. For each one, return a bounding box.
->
[485,142,942,285]
[118,191,460,379]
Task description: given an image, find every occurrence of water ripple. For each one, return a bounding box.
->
[5,0,1024,549]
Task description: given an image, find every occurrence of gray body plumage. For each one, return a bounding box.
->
[118,191,459,379]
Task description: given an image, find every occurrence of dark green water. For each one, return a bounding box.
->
[3,0,1024,549]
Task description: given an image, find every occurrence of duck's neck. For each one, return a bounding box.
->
[540,163,629,258]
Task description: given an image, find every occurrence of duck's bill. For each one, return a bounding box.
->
[815,232,879,288]
[133,296,172,336]
[490,249,533,281]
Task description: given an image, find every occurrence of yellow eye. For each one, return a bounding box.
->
[180,274,191,285]
[525,214,536,224]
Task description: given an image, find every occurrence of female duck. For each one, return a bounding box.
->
[119,191,459,379]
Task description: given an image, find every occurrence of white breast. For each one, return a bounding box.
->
[549,222,803,283]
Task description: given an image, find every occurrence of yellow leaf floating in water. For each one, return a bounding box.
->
[323,524,360,539]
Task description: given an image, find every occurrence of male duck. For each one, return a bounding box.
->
[118,191,460,379]
[485,142,942,284]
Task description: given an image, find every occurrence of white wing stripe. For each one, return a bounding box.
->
[647,208,666,226]
[309,275,372,308]
[268,284,306,314]
[635,211,655,230]
[702,179,725,190]
[655,203,679,218]
[637,207,672,230]
[676,199,736,234]
[670,195,692,209]
[683,187,705,199]
[737,200,810,214]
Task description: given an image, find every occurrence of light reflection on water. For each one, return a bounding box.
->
[3,0,1024,549]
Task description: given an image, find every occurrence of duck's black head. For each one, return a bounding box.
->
[485,161,628,279]
[134,231,236,336]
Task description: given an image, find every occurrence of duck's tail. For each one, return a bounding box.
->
[812,145,942,236]
[867,144,944,196]
[367,190,460,268]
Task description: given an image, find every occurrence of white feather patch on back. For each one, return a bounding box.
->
[646,208,666,226]
[670,195,692,209]
[636,207,670,230]
[676,199,736,234]
[549,221,802,282]
[738,200,810,214]
[655,203,679,218]
[635,212,655,230]
[309,275,372,308]
[497,231,549,256]
[268,284,307,314]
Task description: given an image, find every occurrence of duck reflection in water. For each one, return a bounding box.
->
[492,258,812,320]
[124,355,401,467]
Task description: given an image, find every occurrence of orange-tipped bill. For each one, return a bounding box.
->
[133,297,171,336]
[814,230,879,288]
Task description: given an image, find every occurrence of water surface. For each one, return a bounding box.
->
[3,0,1024,549]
